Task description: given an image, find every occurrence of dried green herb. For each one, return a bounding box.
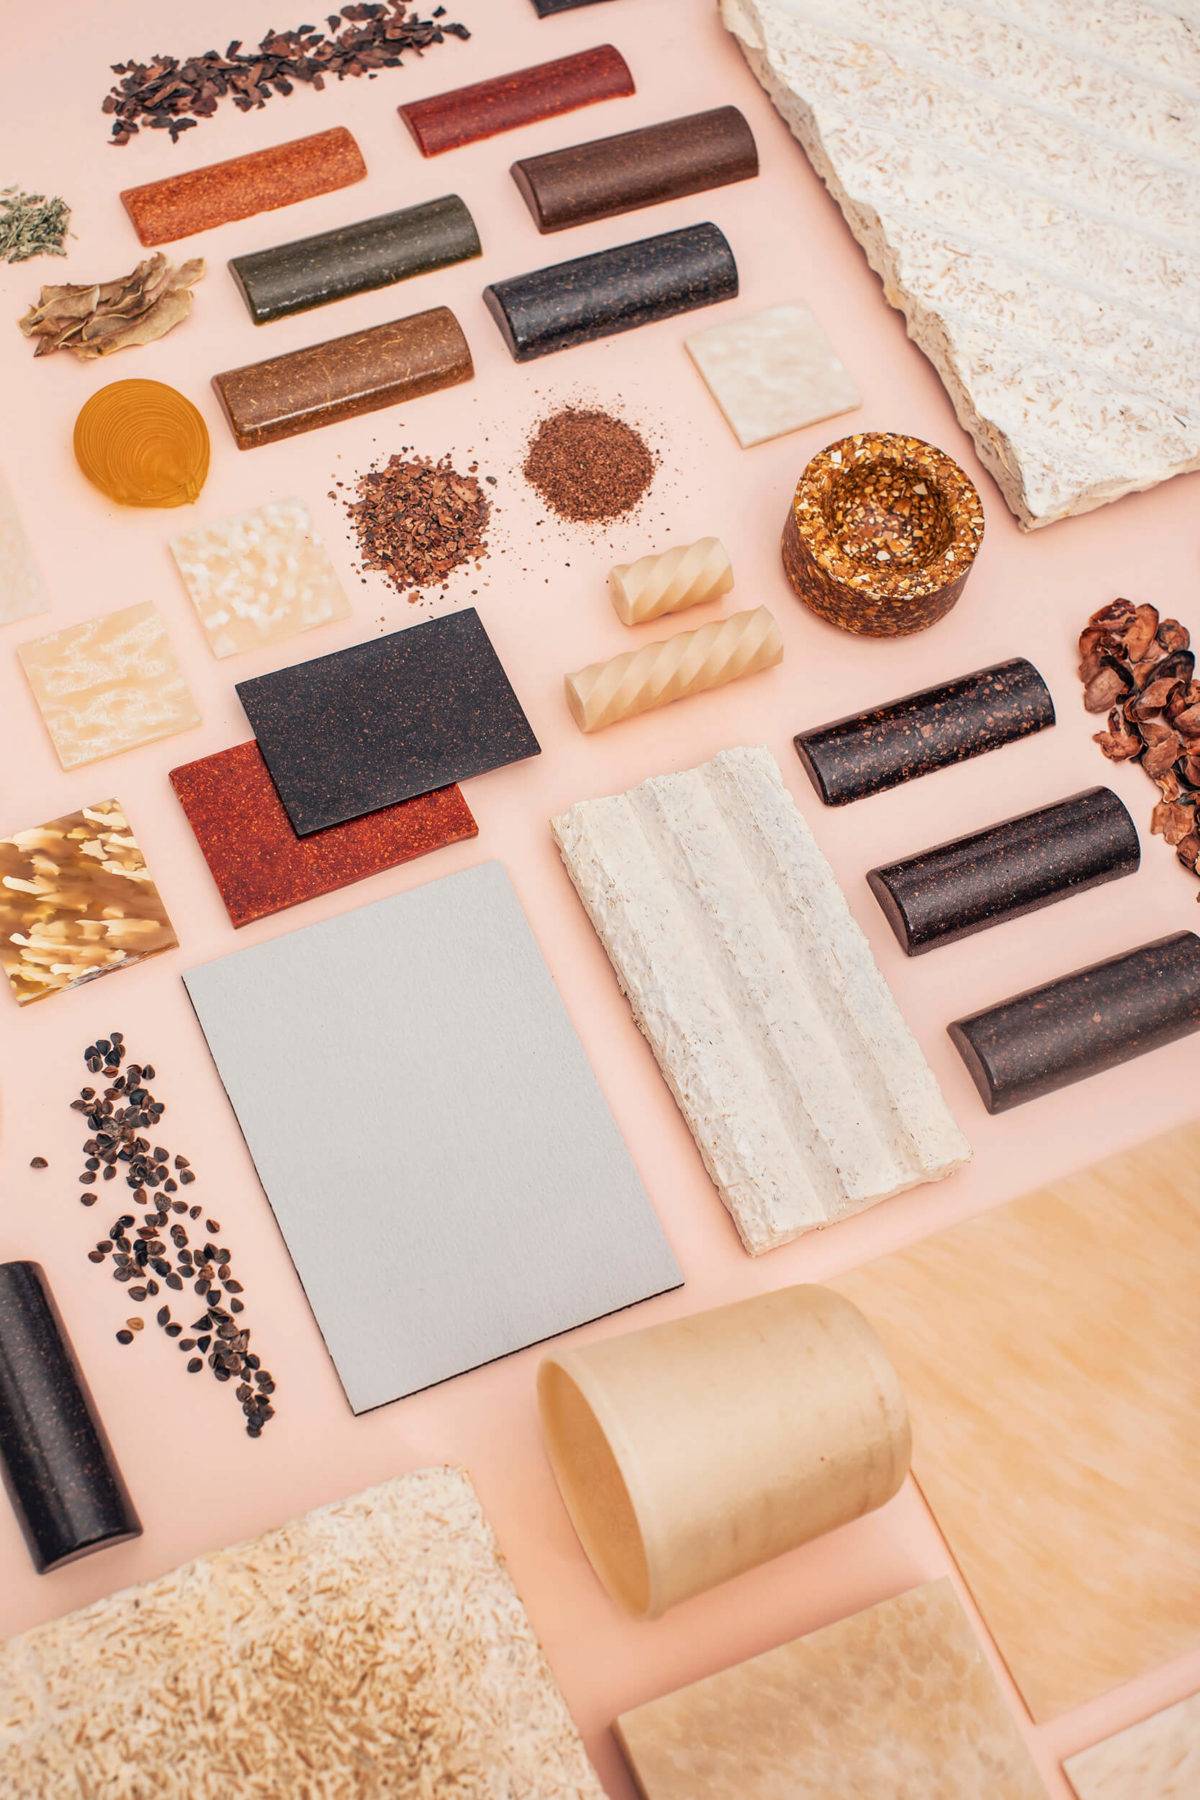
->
[0,188,70,263]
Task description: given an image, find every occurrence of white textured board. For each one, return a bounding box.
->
[551,747,969,1255]
[1065,1692,1200,1800]
[723,0,1200,528]
[184,862,681,1413]
[686,302,860,447]
[0,464,49,626]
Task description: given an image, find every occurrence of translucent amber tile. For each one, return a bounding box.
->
[18,601,200,768]
[170,498,350,659]
[0,798,177,1006]
[0,465,49,626]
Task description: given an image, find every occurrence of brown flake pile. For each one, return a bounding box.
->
[341,450,492,602]
[19,254,203,358]
[69,1031,277,1437]
[1080,597,1200,893]
[522,406,656,524]
[103,2,469,146]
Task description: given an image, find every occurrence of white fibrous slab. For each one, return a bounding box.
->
[551,747,969,1254]
[722,0,1200,528]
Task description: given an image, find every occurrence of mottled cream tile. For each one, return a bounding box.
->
[0,464,50,625]
[170,497,349,659]
[615,1579,1044,1799]
[836,1124,1200,1721]
[18,600,199,768]
[686,302,860,448]
[1065,1692,1200,1800]
[0,797,177,1005]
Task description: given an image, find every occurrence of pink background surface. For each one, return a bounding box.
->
[1,1,1198,1792]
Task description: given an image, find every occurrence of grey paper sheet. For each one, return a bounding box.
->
[184,862,681,1412]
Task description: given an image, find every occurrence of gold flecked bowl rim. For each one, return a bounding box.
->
[790,431,984,603]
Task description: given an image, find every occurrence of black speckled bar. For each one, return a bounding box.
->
[868,787,1140,955]
[531,0,614,13]
[795,657,1055,806]
[949,931,1200,1113]
[0,1261,141,1573]
[483,221,736,361]
[229,196,482,324]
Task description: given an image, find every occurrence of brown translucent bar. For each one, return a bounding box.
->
[399,45,633,157]
[211,307,473,449]
[121,126,366,247]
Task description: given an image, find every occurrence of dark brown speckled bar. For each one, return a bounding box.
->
[212,307,473,448]
[0,1261,141,1573]
[121,126,366,247]
[949,931,1200,1112]
[399,45,633,156]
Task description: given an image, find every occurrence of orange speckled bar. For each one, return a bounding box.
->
[120,126,366,247]
[212,307,473,449]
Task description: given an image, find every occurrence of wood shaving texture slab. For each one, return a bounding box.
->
[722,0,1200,527]
[0,1466,603,1799]
[1065,1691,1200,1799]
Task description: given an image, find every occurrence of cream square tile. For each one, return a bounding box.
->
[0,465,49,626]
[1065,1692,1200,1800]
[686,302,860,448]
[170,497,349,659]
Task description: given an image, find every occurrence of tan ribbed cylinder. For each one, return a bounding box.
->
[565,604,782,733]
[609,536,734,626]
[538,1285,911,1618]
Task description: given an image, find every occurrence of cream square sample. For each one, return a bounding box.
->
[1065,1692,1200,1800]
[0,464,49,625]
[171,497,349,658]
[19,601,199,768]
[686,302,859,447]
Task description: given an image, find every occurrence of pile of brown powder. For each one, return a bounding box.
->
[522,407,656,524]
[341,450,492,603]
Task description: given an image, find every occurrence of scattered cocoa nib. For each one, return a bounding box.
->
[1079,597,1200,893]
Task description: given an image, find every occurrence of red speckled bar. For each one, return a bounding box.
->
[211,306,473,449]
[399,45,633,157]
[120,126,366,247]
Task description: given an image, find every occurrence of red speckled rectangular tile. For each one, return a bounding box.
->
[399,45,633,157]
[120,126,366,247]
[169,739,476,928]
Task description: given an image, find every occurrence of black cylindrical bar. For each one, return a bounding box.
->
[511,106,758,233]
[229,196,482,325]
[0,1262,141,1573]
[483,222,737,361]
[948,931,1200,1113]
[794,658,1055,806]
[868,787,1140,955]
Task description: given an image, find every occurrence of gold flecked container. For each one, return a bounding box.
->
[782,432,984,637]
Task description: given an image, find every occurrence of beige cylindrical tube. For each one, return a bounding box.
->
[609,536,734,626]
[538,1285,910,1619]
[565,604,782,734]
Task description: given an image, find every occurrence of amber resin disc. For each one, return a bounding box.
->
[74,378,210,507]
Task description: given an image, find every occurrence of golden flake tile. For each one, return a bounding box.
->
[1065,1692,1200,1800]
[615,1579,1043,1799]
[0,798,177,1005]
[18,600,199,768]
[170,497,349,659]
[0,464,50,626]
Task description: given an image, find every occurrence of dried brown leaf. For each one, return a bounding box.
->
[17,253,203,358]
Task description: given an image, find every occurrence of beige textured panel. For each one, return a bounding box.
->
[686,302,860,447]
[0,797,177,1006]
[18,600,200,768]
[0,1466,603,1799]
[0,464,49,625]
[723,0,1200,527]
[835,1124,1200,1720]
[1065,1692,1200,1800]
[170,496,349,659]
[615,1578,1045,1798]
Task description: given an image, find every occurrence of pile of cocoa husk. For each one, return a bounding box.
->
[1080,598,1199,893]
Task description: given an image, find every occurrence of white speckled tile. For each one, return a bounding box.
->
[0,464,49,626]
[1065,1692,1200,1800]
[18,601,200,769]
[686,302,860,447]
[170,497,349,659]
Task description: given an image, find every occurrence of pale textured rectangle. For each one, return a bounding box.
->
[18,601,199,768]
[184,861,681,1412]
[686,302,859,447]
[616,1579,1043,1798]
[1065,1691,1200,1800]
[551,746,969,1254]
[835,1123,1200,1720]
[170,497,349,659]
[723,0,1200,526]
[0,465,49,626]
[0,1466,604,1799]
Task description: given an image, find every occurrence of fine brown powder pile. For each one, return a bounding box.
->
[523,407,656,523]
[341,450,492,602]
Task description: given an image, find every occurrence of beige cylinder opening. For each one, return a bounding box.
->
[538,1284,910,1619]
